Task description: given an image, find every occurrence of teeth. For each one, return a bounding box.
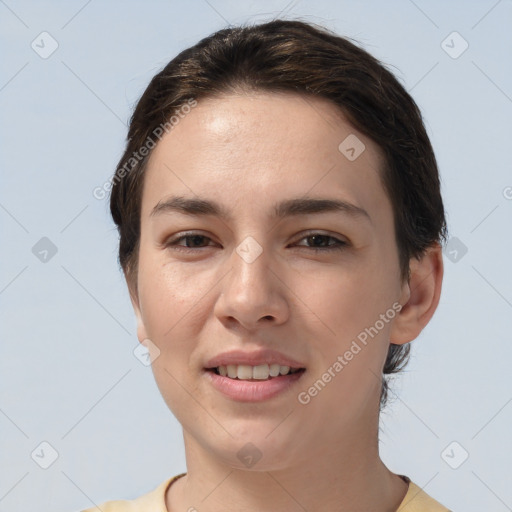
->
[214,364,302,380]
[252,364,269,380]
[237,364,253,380]
[279,365,290,375]
[269,363,281,377]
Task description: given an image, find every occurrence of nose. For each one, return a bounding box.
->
[213,239,290,331]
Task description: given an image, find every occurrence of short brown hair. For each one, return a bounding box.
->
[110,19,447,410]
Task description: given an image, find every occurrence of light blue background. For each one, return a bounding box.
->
[1,1,511,511]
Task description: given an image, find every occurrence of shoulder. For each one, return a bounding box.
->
[397,477,451,512]
[79,474,186,512]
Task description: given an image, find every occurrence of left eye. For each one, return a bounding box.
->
[294,233,348,252]
[166,233,214,250]
[165,232,347,252]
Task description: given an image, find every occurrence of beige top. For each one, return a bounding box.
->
[81,473,451,511]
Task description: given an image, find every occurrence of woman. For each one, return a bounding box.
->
[84,19,450,512]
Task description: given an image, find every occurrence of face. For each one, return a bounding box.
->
[130,92,410,469]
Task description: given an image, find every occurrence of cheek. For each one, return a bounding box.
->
[303,262,396,340]
[136,259,207,381]
[138,253,202,337]
[299,259,398,403]
[297,272,392,419]
[137,258,210,416]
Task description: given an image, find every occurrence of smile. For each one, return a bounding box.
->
[204,366,306,402]
[212,363,303,380]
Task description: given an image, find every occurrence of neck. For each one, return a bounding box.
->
[166,412,408,512]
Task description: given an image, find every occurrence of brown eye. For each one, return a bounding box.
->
[165,233,215,252]
[295,233,348,252]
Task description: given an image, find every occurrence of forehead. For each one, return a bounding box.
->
[151,91,377,159]
[141,91,389,222]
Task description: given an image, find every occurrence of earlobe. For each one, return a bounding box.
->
[134,307,148,344]
[127,283,148,344]
[390,243,444,345]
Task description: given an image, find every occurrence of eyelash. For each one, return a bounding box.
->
[165,231,348,254]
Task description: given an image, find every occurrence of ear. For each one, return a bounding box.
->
[390,243,444,345]
[126,275,148,344]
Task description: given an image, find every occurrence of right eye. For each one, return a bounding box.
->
[165,232,216,252]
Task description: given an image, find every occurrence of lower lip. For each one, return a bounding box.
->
[204,369,306,402]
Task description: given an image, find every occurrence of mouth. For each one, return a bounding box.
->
[203,348,307,401]
[206,364,306,381]
[204,364,306,402]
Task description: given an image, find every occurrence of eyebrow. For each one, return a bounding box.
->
[150,195,371,223]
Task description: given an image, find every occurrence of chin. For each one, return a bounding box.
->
[204,427,307,471]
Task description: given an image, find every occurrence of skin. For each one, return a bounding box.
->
[128,91,443,512]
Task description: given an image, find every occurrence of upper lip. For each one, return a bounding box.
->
[204,348,306,369]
